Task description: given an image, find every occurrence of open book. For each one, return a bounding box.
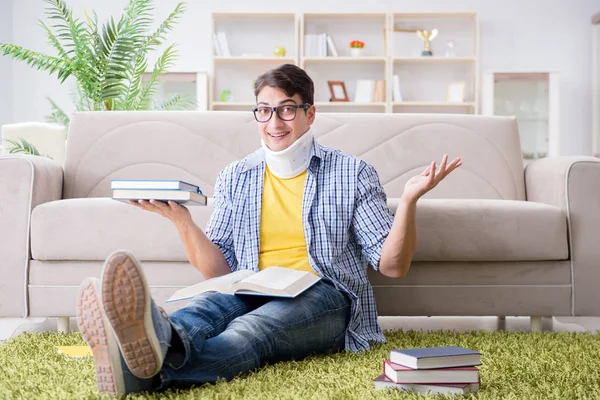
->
[167,267,321,303]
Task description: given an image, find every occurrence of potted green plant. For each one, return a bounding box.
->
[0,0,193,155]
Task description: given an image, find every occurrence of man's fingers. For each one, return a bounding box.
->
[438,156,462,179]
[136,200,152,210]
[149,199,167,208]
[136,200,163,214]
[439,154,448,174]
[128,200,144,209]
[447,158,462,174]
[167,200,183,210]
[428,161,436,183]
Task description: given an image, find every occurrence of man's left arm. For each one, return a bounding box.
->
[379,154,462,279]
[379,198,417,278]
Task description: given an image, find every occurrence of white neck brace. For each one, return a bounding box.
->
[261,130,314,179]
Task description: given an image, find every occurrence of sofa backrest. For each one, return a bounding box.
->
[63,111,525,200]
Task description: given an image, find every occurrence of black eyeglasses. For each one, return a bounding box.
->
[252,103,311,123]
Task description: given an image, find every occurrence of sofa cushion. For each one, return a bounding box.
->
[30,198,568,262]
[31,198,213,262]
[388,199,568,262]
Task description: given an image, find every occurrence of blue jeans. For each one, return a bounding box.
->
[157,279,351,389]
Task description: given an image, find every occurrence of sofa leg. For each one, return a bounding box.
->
[497,316,506,331]
[57,317,70,333]
[530,316,542,332]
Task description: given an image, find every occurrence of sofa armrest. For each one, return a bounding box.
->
[0,155,63,317]
[525,156,600,315]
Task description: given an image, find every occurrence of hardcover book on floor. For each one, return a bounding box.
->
[390,346,481,369]
[374,374,480,395]
[383,360,479,384]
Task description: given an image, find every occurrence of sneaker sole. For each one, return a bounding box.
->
[101,251,162,379]
[76,278,124,396]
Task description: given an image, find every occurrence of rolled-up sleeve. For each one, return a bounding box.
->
[350,162,394,270]
[204,168,238,271]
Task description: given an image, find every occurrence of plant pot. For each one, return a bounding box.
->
[350,48,363,57]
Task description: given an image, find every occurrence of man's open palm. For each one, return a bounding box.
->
[129,199,192,226]
[403,154,462,203]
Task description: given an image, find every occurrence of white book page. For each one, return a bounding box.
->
[237,267,308,291]
[167,269,254,302]
[205,269,255,287]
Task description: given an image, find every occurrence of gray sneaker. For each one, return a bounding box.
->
[76,277,154,396]
[100,250,172,379]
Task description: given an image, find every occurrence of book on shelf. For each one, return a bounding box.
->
[354,80,374,103]
[304,33,329,57]
[374,374,480,395]
[216,32,231,57]
[112,189,208,206]
[373,80,385,102]
[390,346,481,369]
[353,80,386,103]
[166,266,321,303]
[392,75,403,102]
[326,35,339,57]
[212,33,222,56]
[110,179,201,193]
[383,360,479,384]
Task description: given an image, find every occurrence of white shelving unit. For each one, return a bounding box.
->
[391,12,479,114]
[593,12,600,157]
[210,12,299,111]
[210,12,480,115]
[482,71,560,163]
[300,13,389,113]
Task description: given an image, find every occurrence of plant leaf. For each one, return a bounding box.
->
[2,0,190,120]
[0,43,66,75]
[46,97,71,127]
[154,93,197,111]
[3,138,53,159]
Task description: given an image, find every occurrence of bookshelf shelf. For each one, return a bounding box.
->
[393,56,476,63]
[212,102,256,107]
[392,101,475,107]
[315,101,387,107]
[303,57,387,63]
[302,12,388,20]
[393,12,477,19]
[213,57,297,63]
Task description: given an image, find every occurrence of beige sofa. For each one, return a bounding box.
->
[1,111,599,333]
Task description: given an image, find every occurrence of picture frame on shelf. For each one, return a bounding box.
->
[328,81,349,102]
[447,81,466,103]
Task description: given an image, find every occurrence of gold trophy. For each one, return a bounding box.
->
[416,29,438,56]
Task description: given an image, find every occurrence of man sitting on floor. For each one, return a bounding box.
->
[76,63,462,396]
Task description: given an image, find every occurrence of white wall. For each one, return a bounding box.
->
[0,0,13,128]
[5,0,599,155]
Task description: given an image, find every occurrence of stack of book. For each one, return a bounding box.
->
[375,346,481,395]
[111,179,207,206]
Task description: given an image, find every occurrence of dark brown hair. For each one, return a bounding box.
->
[253,64,314,105]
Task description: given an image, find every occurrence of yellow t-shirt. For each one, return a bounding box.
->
[258,166,318,275]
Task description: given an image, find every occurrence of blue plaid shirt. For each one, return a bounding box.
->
[205,140,395,352]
